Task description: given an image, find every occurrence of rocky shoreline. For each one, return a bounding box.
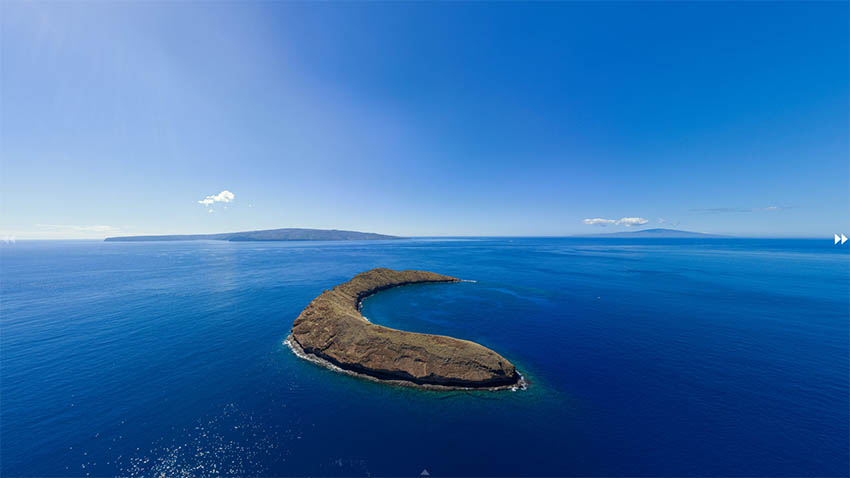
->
[287,268,522,390]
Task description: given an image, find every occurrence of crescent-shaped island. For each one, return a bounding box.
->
[286,268,523,390]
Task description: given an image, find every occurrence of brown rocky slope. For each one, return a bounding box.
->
[288,268,520,389]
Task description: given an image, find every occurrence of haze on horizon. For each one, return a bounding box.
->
[1,2,847,239]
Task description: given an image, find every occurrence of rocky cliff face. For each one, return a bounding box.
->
[289,268,520,389]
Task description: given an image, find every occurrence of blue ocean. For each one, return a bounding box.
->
[1,238,847,476]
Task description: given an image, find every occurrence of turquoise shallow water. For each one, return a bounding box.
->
[1,238,848,476]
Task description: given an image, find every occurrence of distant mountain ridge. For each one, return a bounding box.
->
[577,228,724,238]
[104,228,403,242]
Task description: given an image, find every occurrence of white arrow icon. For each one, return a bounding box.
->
[835,234,840,244]
[836,234,848,245]
[843,234,848,245]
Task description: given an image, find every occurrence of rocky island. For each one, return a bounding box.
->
[287,268,522,390]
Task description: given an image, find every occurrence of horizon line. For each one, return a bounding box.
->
[0,234,834,242]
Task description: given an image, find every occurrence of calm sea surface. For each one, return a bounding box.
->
[1,238,848,476]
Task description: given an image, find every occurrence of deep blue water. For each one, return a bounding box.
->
[1,238,848,477]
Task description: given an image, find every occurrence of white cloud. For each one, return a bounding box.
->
[583,218,617,226]
[617,217,648,227]
[198,190,235,207]
[582,217,649,227]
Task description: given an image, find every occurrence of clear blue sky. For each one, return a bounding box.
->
[1,1,847,238]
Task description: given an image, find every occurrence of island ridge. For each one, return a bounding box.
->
[104,228,401,242]
[287,268,521,390]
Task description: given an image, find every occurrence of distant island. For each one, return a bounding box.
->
[577,228,724,238]
[104,228,402,242]
[286,268,522,390]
